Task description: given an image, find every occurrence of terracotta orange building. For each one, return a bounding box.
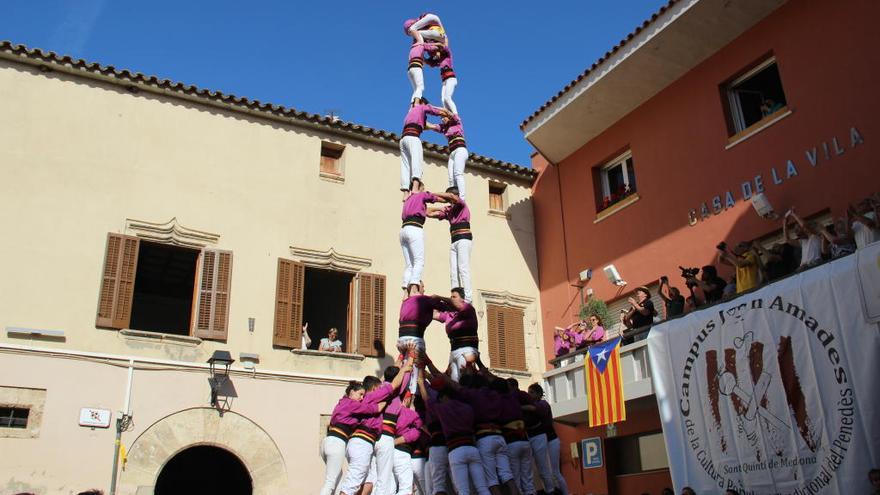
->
[525,0,879,493]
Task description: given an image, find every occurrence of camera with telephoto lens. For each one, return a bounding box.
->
[679,266,700,279]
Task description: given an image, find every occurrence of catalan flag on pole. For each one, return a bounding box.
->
[586,336,626,427]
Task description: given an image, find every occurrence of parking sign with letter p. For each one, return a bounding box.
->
[581,437,603,469]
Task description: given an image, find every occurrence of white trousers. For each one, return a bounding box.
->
[508,440,535,495]
[428,445,449,494]
[548,437,569,495]
[400,226,425,289]
[400,136,424,190]
[449,445,491,495]
[447,146,467,200]
[477,435,514,487]
[320,436,347,495]
[397,336,426,395]
[441,77,458,115]
[448,346,478,383]
[409,68,425,103]
[340,437,375,495]
[376,435,397,495]
[528,434,556,493]
[411,456,428,494]
[449,238,472,303]
[392,449,414,495]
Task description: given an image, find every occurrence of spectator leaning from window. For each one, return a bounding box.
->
[760,98,784,117]
[820,218,856,259]
[686,266,726,305]
[784,208,822,270]
[621,286,656,344]
[658,276,685,319]
[848,196,879,249]
[319,327,343,353]
[717,241,764,294]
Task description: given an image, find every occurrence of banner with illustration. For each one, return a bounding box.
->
[648,242,880,494]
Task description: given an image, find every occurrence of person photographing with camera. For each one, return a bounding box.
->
[716,241,764,294]
[658,276,685,319]
[619,286,656,345]
[681,265,726,306]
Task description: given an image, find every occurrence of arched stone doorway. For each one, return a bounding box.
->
[120,408,288,495]
[155,445,252,494]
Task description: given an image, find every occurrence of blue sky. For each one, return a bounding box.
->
[3,1,667,165]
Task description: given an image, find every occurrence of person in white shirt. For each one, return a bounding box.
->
[848,198,879,249]
[319,327,344,353]
[784,209,821,269]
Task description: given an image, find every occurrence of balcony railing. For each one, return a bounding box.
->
[542,329,654,424]
[540,248,862,424]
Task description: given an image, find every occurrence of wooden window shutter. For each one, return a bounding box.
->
[273,258,304,348]
[505,307,527,371]
[486,304,504,369]
[96,233,140,329]
[486,304,527,371]
[357,273,386,357]
[193,249,233,341]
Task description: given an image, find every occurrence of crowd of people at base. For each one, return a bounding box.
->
[553,194,880,361]
[321,345,570,495]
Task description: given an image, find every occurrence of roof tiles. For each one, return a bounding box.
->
[0,41,535,181]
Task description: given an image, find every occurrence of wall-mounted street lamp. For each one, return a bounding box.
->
[207,350,234,407]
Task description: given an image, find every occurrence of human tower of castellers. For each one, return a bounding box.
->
[319,13,569,495]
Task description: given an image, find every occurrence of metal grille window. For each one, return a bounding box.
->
[0,407,29,429]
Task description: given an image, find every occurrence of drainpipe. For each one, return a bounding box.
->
[109,359,134,495]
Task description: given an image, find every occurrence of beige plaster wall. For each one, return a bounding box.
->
[0,59,542,378]
[0,59,543,492]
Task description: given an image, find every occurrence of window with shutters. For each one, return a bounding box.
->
[320,142,345,181]
[486,304,527,371]
[95,233,232,341]
[273,259,386,357]
[488,182,507,213]
[303,267,355,352]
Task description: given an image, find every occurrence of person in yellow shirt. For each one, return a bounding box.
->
[717,241,764,293]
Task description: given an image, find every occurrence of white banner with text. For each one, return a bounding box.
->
[648,243,880,494]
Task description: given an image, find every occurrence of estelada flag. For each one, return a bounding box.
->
[586,336,626,427]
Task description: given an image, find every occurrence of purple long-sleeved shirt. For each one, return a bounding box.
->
[330,397,378,427]
[437,303,478,349]
[436,201,470,224]
[455,387,502,426]
[536,399,558,440]
[396,407,423,443]
[359,382,399,432]
[428,396,475,438]
[401,191,440,221]
[399,295,439,338]
[403,103,444,137]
